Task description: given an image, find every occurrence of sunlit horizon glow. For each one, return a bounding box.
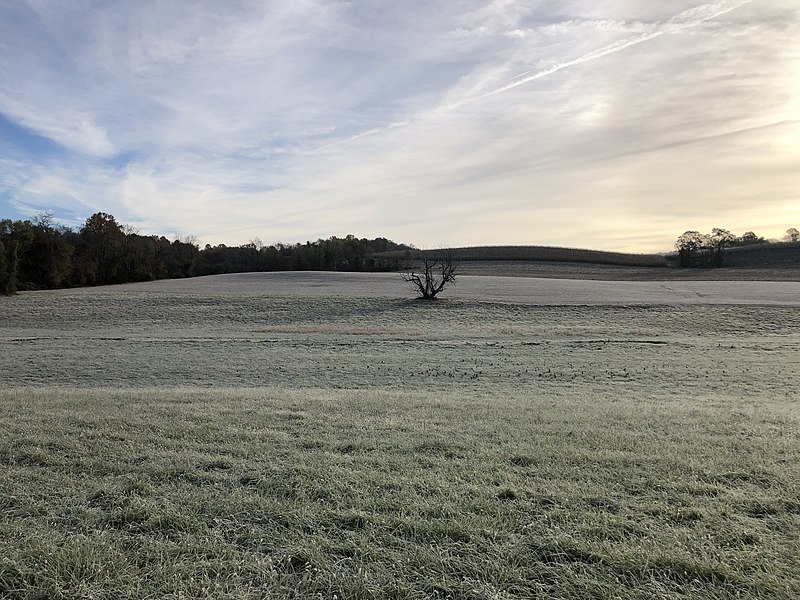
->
[1,0,798,252]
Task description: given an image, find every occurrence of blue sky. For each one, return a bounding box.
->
[1,0,798,251]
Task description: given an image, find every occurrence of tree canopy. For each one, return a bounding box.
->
[675,227,778,268]
[0,212,410,295]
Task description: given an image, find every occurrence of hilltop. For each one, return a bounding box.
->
[379,243,800,281]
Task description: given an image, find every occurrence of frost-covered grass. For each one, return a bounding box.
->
[1,388,798,599]
[1,273,799,598]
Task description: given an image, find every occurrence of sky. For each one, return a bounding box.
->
[0,0,798,252]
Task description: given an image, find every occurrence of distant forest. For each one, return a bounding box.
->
[0,212,410,295]
[3,213,799,296]
[675,227,799,267]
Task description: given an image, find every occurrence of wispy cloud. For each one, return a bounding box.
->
[0,0,797,251]
[477,0,758,100]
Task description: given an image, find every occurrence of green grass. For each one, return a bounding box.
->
[1,387,798,599]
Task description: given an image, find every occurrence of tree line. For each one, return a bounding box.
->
[1,212,410,295]
[675,227,798,268]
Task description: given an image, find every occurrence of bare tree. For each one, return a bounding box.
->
[402,250,458,299]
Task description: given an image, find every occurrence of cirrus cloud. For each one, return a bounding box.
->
[0,0,798,251]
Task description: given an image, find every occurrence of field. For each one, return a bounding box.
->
[456,261,800,281]
[378,245,670,267]
[381,241,800,274]
[2,272,799,599]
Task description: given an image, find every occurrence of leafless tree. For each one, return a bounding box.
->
[402,250,458,299]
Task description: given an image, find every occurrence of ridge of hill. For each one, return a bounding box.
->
[445,245,670,267]
[377,242,800,281]
[381,242,800,269]
[722,241,800,266]
[378,245,670,267]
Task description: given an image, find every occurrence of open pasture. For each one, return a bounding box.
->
[1,272,799,599]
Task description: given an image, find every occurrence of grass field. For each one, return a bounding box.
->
[377,245,670,267]
[2,273,799,599]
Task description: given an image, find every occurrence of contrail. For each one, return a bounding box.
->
[314,120,408,153]
[315,0,757,150]
[478,0,756,99]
